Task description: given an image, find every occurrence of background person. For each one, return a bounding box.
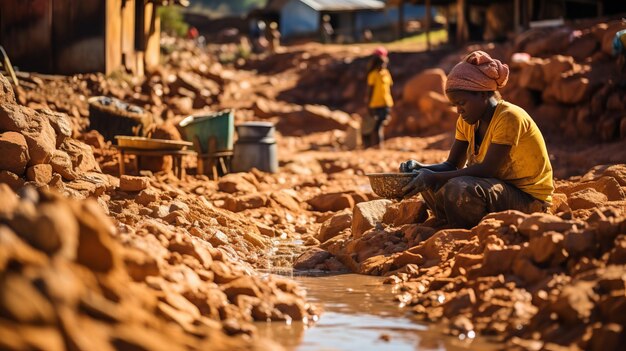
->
[363,47,393,149]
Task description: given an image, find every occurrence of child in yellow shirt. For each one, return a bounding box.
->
[364,47,393,149]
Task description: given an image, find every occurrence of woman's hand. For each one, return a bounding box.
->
[402,169,437,197]
[399,159,424,173]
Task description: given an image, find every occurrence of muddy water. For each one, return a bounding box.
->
[258,273,500,351]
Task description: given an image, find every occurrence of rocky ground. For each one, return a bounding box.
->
[1,17,626,351]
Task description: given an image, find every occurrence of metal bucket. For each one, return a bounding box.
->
[232,122,277,173]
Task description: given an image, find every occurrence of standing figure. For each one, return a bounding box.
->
[363,47,393,149]
[321,15,334,44]
[267,22,281,54]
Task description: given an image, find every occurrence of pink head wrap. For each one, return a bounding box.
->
[445,51,509,92]
[373,46,388,57]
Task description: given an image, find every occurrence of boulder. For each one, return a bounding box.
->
[518,213,579,238]
[382,198,428,226]
[26,164,53,185]
[0,132,30,175]
[119,175,150,192]
[542,76,590,105]
[293,248,332,270]
[38,109,72,147]
[222,194,268,212]
[529,231,564,264]
[352,200,392,239]
[8,201,79,258]
[517,59,547,90]
[403,69,446,106]
[568,188,608,210]
[565,33,599,61]
[218,173,258,194]
[270,191,301,212]
[61,139,100,173]
[317,211,352,243]
[50,150,77,181]
[552,281,596,324]
[306,191,368,212]
[0,72,15,105]
[0,170,25,190]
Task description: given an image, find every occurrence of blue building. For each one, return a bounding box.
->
[256,0,431,42]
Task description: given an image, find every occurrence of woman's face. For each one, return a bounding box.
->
[446,90,488,125]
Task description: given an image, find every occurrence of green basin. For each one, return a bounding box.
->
[178,109,234,152]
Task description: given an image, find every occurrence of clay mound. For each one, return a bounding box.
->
[307,163,626,349]
[0,74,107,199]
[0,184,316,350]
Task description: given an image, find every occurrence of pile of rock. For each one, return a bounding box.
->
[502,19,626,141]
[0,182,315,350]
[0,74,106,199]
[297,164,626,349]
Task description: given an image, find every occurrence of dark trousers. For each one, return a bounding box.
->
[362,107,390,149]
[421,176,547,229]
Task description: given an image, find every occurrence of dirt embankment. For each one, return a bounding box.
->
[1,72,317,350]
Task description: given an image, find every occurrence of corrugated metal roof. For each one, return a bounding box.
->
[299,0,385,11]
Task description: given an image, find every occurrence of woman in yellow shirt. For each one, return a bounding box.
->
[400,50,554,228]
[364,47,393,149]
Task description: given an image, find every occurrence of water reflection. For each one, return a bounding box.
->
[258,274,498,351]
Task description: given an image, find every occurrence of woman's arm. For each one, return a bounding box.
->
[402,143,511,197]
[400,139,469,172]
[428,143,511,184]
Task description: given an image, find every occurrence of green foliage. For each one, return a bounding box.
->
[159,6,189,37]
[189,0,267,17]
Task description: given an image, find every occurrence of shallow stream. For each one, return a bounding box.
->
[258,272,499,351]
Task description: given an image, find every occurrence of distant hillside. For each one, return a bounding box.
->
[189,0,267,17]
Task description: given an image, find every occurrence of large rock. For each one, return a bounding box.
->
[26,164,53,185]
[317,211,352,243]
[222,194,268,212]
[119,175,150,192]
[293,248,332,270]
[0,132,30,175]
[50,149,77,181]
[517,58,547,90]
[518,213,580,238]
[8,201,79,258]
[0,105,58,166]
[38,109,72,148]
[306,191,368,212]
[403,69,446,107]
[568,188,608,210]
[565,33,599,61]
[542,75,590,105]
[552,281,596,324]
[0,72,15,105]
[352,200,392,239]
[382,198,428,226]
[0,170,25,190]
[279,105,354,135]
[61,139,100,173]
[218,173,259,194]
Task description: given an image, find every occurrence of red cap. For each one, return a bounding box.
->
[373,46,388,57]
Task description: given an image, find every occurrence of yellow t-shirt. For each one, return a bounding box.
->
[367,68,394,108]
[455,100,554,203]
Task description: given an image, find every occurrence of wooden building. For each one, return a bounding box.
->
[388,0,626,45]
[0,0,186,76]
